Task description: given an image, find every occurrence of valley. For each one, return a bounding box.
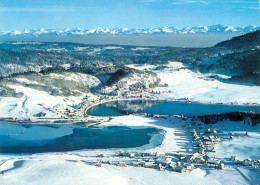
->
[0,31,259,185]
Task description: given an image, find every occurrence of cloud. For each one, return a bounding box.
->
[0,6,90,13]
[230,1,259,4]
[142,0,209,4]
[142,0,161,2]
[244,6,260,10]
[169,0,209,5]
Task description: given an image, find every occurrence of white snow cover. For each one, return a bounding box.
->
[0,159,250,185]
[128,62,260,105]
[74,46,89,51]
[99,115,192,153]
[15,78,42,85]
[126,63,155,70]
[103,46,124,50]
[130,47,149,51]
[0,71,101,118]
[48,72,101,88]
[1,25,259,36]
[46,48,67,52]
[0,85,85,118]
[208,120,260,160]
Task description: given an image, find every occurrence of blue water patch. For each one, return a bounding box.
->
[0,124,162,154]
[87,100,260,116]
[89,106,123,116]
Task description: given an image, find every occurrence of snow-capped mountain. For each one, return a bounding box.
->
[0,25,259,36]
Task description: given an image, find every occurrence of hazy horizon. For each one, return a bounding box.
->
[0,33,239,47]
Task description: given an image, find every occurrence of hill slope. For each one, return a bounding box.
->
[214,30,260,50]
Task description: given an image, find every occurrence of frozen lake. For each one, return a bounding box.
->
[88,100,260,116]
[0,123,163,154]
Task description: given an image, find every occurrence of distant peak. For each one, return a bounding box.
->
[1,25,259,36]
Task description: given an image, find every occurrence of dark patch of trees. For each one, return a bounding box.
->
[196,111,260,126]
[214,30,260,50]
[106,69,125,86]
[207,49,260,76]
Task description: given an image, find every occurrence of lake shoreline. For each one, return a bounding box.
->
[87,99,260,116]
[0,99,259,125]
[0,122,164,154]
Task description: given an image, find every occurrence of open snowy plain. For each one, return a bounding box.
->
[128,62,260,104]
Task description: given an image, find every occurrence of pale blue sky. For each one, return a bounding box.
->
[0,0,259,31]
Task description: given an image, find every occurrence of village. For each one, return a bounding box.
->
[0,111,259,184]
[58,113,259,178]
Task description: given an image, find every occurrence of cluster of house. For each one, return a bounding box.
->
[64,108,78,119]
[87,150,228,173]
[230,156,260,167]
[99,71,162,98]
[191,127,222,154]
[101,87,157,100]
[157,83,168,87]
[67,113,260,173]
[100,77,158,95]
[189,120,260,169]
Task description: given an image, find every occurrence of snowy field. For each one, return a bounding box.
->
[0,158,252,185]
[0,85,84,118]
[98,115,193,153]
[127,62,260,105]
[207,120,260,160]
[0,72,101,118]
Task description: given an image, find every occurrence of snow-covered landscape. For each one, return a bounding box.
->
[1,61,259,119]
[128,62,260,104]
[0,114,259,185]
[0,1,260,183]
[0,57,259,184]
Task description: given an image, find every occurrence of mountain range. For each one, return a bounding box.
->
[1,25,259,36]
